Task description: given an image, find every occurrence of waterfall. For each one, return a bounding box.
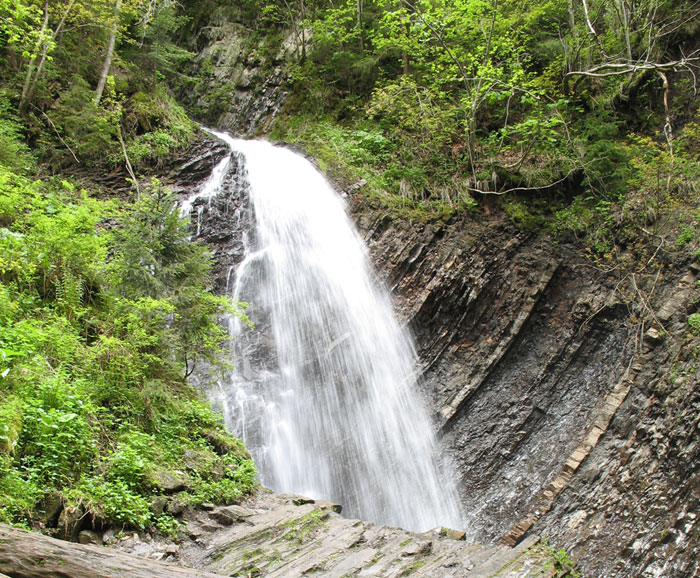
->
[199,129,463,532]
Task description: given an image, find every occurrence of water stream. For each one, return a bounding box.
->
[195,130,463,532]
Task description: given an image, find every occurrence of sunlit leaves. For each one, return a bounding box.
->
[0,166,256,528]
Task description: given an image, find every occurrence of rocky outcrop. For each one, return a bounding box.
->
[353,202,700,577]
[177,10,297,136]
[118,492,551,578]
[178,137,700,576]
[178,149,252,294]
[2,493,558,577]
[61,130,228,196]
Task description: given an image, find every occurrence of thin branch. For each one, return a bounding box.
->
[467,165,582,195]
[581,0,597,35]
[567,53,700,77]
[631,273,672,340]
[30,103,79,164]
[636,226,666,269]
[118,126,140,198]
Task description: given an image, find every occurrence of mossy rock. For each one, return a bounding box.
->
[202,428,251,460]
[148,469,191,494]
[36,491,64,528]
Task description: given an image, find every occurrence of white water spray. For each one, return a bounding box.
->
[201,130,462,532]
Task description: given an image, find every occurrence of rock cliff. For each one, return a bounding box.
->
[354,199,700,578]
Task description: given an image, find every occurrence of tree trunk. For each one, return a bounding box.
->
[0,524,225,578]
[19,0,49,112]
[357,0,364,52]
[95,0,122,106]
[19,0,76,112]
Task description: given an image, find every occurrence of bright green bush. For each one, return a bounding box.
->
[71,477,153,529]
[0,166,257,532]
[0,92,33,172]
[688,314,700,336]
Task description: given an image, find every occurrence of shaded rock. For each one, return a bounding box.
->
[209,505,255,526]
[149,469,189,493]
[291,496,314,506]
[150,496,169,518]
[102,528,117,545]
[78,530,101,545]
[315,500,342,514]
[37,492,63,528]
[439,527,466,541]
[645,326,663,344]
[201,429,251,459]
[401,540,432,557]
[166,499,186,516]
[57,505,84,541]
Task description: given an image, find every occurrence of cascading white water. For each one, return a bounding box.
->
[202,130,462,532]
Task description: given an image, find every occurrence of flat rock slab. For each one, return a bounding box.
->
[176,492,550,577]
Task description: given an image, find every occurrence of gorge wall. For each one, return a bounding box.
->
[353,201,700,577]
[187,137,700,577]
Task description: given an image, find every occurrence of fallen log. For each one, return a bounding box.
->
[0,524,223,578]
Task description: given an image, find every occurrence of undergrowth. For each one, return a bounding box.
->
[0,161,256,533]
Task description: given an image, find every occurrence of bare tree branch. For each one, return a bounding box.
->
[566,52,700,78]
[467,165,583,196]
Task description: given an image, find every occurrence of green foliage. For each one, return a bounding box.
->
[184,460,258,505]
[109,179,238,378]
[538,538,582,578]
[676,227,695,249]
[271,114,476,219]
[266,0,700,230]
[71,476,153,529]
[0,165,256,531]
[0,0,42,59]
[0,0,197,175]
[0,396,22,456]
[48,76,121,166]
[124,4,196,82]
[0,92,33,171]
[549,548,581,577]
[155,513,183,538]
[122,88,196,167]
[688,314,700,336]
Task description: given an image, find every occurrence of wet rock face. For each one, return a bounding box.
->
[177,17,294,136]
[354,205,700,577]
[188,161,251,294]
[166,134,230,194]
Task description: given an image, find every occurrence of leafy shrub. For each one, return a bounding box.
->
[676,227,695,249]
[48,77,120,166]
[71,477,152,529]
[688,314,700,336]
[0,168,257,530]
[0,91,33,171]
[108,430,156,489]
[155,514,183,537]
[122,88,196,167]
